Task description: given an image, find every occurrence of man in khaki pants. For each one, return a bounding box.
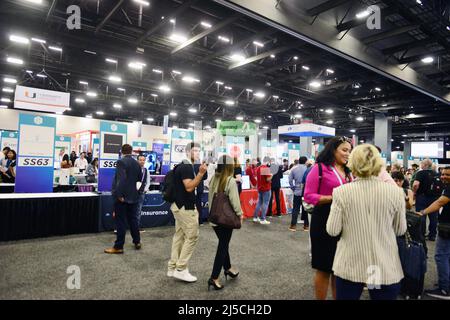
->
[168,142,207,282]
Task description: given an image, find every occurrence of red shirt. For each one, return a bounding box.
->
[245,165,257,187]
[256,165,272,192]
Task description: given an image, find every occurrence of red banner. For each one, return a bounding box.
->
[240,189,287,218]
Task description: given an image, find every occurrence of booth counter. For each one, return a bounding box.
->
[239,189,287,218]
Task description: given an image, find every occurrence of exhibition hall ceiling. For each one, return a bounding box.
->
[0,0,449,148]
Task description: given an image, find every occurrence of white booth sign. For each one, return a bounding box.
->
[14,85,70,113]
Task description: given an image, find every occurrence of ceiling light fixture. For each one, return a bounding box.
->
[326,120,333,124]
[4,78,17,84]
[215,81,224,85]
[230,53,245,62]
[326,68,334,74]
[254,119,262,123]
[0,105,8,109]
[218,35,230,43]
[356,116,364,121]
[253,41,264,47]
[172,70,182,75]
[128,61,146,69]
[325,109,333,114]
[224,86,232,90]
[152,69,163,74]
[2,88,14,93]
[105,58,118,64]
[151,93,158,97]
[31,37,46,44]
[9,35,29,44]
[1,98,11,103]
[270,54,276,58]
[236,116,244,121]
[117,88,126,92]
[49,46,62,52]
[302,65,310,70]
[356,9,372,19]
[96,111,104,115]
[182,76,200,83]
[79,81,88,85]
[350,129,356,133]
[421,56,434,64]
[375,87,381,91]
[169,33,187,43]
[108,75,122,82]
[25,70,33,74]
[309,81,321,88]
[133,0,150,6]
[188,108,197,113]
[225,100,235,106]
[159,85,171,92]
[75,98,85,104]
[85,114,92,119]
[113,103,122,109]
[147,117,154,122]
[36,74,47,78]
[128,98,138,104]
[169,112,177,117]
[84,50,96,55]
[200,21,212,28]
[86,91,97,97]
[254,91,266,98]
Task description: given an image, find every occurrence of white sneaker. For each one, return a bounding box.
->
[259,220,271,225]
[173,269,197,282]
[167,270,174,277]
[253,217,260,223]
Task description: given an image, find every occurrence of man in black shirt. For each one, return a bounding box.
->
[421,166,450,300]
[413,159,439,241]
[267,160,283,217]
[168,142,207,283]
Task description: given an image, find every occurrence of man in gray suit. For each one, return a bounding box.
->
[105,144,143,254]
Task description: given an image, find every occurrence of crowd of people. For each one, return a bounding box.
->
[101,139,450,300]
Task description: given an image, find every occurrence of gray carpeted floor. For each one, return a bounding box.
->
[0,215,439,300]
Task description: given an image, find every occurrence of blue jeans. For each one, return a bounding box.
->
[253,190,271,221]
[435,236,450,292]
[136,193,145,228]
[416,194,438,239]
[336,277,400,300]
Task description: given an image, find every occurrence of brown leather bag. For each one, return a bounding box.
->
[208,178,241,229]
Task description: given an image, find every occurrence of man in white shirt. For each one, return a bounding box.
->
[74,152,88,172]
[136,155,150,232]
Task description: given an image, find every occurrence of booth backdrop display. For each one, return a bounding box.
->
[288,143,300,164]
[1,131,18,151]
[218,121,257,136]
[260,140,277,159]
[240,189,287,218]
[54,135,71,165]
[132,141,147,152]
[162,143,171,174]
[170,129,193,166]
[15,114,56,193]
[92,138,100,159]
[98,121,127,192]
[226,136,245,166]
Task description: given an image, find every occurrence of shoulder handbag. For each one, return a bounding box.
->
[397,231,427,280]
[208,177,241,229]
[302,163,322,214]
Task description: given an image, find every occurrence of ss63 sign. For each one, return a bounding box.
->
[100,160,117,168]
[18,157,53,167]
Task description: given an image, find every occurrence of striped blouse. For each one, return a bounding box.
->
[326,177,407,285]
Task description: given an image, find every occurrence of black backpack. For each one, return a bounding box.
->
[430,172,444,198]
[162,164,180,203]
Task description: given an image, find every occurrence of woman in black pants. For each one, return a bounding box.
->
[207,155,244,290]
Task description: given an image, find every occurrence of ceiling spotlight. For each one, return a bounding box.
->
[0,105,8,109]
[86,91,97,97]
[225,100,235,106]
[272,95,279,99]
[294,114,302,118]
[159,85,171,93]
[350,129,356,133]
[230,53,245,62]
[218,35,230,43]
[402,134,407,137]
[254,91,266,98]
[172,70,182,75]
[253,41,264,47]
[151,93,158,97]
[117,88,126,92]
[96,111,104,115]
[354,84,361,89]
[26,70,33,74]
[133,0,150,6]
[31,37,46,44]
[204,125,212,129]
[128,61,146,69]
[188,123,195,127]
[270,54,276,58]
[215,119,221,122]
[421,56,434,64]
[245,88,253,93]
[2,88,14,93]
[188,108,197,113]
[254,119,262,123]
[169,18,176,24]
[375,87,381,91]
[382,103,388,107]
[236,116,244,121]
[79,81,88,85]
[169,33,187,43]
[200,21,212,28]
[293,56,298,60]
[36,74,47,78]
[416,0,423,5]
[326,68,334,74]
[9,35,29,44]
[108,75,122,82]
[84,50,96,55]
[169,112,177,117]
[1,98,11,103]
[325,109,333,114]
[147,117,154,122]
[356,9,372,19]
[4,78,17,84]
[447,26,450,31]
[113,103,122,109]
[85,114,93,119]
[326,120,333,124]
[152,69,163,74]
[105,58,118,64]
[215,81,224,85]
[128,98,138,104]
[7,57,24,65]
[75,98,85,104]
[263,126,269,129]
[224,86,232,90]
[356,116,364,121]
[49,46,62,52]
[182,76,200,83]
[302,65,310,70]
[309,81,321,88]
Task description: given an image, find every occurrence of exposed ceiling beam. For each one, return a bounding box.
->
[306,0,353,16]
[381,38,436,56]
[362,25,419,45]
[198,28,277,63]
[46,0,58,22]
[228,45,297,70]
[135,0,199,45]
[171,13,241,54]
[95,0,125,34]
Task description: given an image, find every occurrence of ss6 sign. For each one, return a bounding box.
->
[18,157,52,167]
[100,160,117,168]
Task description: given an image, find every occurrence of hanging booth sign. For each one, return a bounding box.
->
[218,121,257,136]
[98,121,127,192]
[14,85,70,113]
[226,136,245,165]
[54,136,71,166]
[15,114,56,193]
[1,131,18,151]
[132,141,147,152]
[278,123,335,137]
[170,129,194,165]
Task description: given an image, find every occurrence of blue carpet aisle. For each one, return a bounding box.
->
[0,215,438,300]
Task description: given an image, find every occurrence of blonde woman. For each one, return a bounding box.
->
[208,155,244,290]
[326,144,407,300]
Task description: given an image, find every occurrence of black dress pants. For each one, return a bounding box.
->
[211,226,233,279]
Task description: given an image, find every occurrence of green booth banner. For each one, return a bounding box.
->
[218,121,257,136]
